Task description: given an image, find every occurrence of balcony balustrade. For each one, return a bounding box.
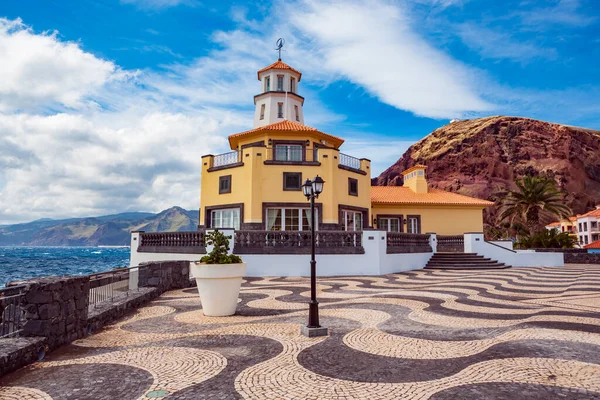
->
[436,235,464,253]
[233,230,364,254]
[339,153,362,171]
[212,151,241,168]
[386,232,432,254]
[138,231,206,254]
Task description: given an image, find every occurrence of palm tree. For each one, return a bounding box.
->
[499,175,572,235]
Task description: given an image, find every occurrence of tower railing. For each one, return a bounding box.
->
[212,150,241,168]
[339,153,361,170]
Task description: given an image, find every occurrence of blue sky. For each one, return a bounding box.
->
[0,0,599,223]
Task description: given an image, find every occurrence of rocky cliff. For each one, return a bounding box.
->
[376,116,600,222]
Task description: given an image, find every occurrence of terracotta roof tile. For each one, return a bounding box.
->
[371,186,493,206]
[228,120,344,148]
[257,60,302,81]
[579,209,600,218]
[546,222,561,227]
[569,216,578,222]
[584,239,600,249]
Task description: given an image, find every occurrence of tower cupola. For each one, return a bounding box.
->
[253,40,304,128]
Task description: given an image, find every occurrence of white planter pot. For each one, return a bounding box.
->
[190,262,246,316]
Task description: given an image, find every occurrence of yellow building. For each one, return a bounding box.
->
[371,165,492,235]
[199,60,491,235]
[546,216,578,237]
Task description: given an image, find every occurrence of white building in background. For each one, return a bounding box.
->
[576,206,600,246]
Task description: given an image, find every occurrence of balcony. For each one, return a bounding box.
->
[204,147,368,174]
[206,151,243,171]
[338,153,368,175]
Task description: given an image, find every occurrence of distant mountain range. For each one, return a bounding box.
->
[0,207,199,246]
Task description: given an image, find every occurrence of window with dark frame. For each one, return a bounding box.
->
[277,75,284,91]
[407,215,420,234]
[277,102,284,118]
[275,143,303,161]
[283,172,302,191]
[219,175,231,194]
[348,178,358,196]
[259,104,265,120]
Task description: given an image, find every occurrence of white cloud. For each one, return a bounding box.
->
[286,0,492,119]
[517,0,597,29]
[0,18,128,112]
[0,111,246,223]
[456,23,557,62]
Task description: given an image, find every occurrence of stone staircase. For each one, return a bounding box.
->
[425,252,510,270]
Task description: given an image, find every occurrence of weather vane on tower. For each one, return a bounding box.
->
[275,38,285,60]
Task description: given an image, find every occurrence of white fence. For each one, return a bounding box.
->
[464,233,564,267]
[130,231,566,276]
[130,230,435,276]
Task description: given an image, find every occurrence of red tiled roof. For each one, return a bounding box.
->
[371,186,494,206]
[584,239,600,249]
[228,120,344,148]
[579,209,600,218]
[257,60,302,81]
[546,222,561,227]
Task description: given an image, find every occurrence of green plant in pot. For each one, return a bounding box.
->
[191,229,246,317]
[200,230,243,264]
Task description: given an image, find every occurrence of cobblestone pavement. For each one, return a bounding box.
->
[2,264,600,399]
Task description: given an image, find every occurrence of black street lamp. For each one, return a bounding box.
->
[301,175,328,337]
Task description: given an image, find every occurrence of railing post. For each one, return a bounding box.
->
[428,233,437,253]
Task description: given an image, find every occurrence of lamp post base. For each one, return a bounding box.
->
[301,325,329,337]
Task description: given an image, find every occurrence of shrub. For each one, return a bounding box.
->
[199,230,243,264]
[516,229,576,249]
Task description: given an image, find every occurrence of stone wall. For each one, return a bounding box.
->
[1,260,193,378]
[138,260,191,292]
[19,276,90,351]
[533,248,600,264]
[533,248,586,253]
[0,337,47,378]
[564,252,600,264]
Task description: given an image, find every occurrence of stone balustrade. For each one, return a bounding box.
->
[138,231,206,254]
[233,230,364,254]
[386,232,432,254]
[436,235,465,253]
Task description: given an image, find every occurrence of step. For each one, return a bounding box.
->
[430,255,488,259]
[425,265,511,270]
[433,252,478,256]
[428,258,493,264]
[426,263,506,268]
[427,261,504,267]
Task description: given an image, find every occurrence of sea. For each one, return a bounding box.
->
[0,246,130,288]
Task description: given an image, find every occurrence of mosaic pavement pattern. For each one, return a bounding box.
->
[2,264,600,399]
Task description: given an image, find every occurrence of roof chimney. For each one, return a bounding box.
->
[401,165,428,194]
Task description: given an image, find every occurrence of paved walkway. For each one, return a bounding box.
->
[2,265,600,399]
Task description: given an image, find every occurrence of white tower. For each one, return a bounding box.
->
[253,58,304,128]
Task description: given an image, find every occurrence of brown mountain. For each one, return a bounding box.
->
[376,116,600,225]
